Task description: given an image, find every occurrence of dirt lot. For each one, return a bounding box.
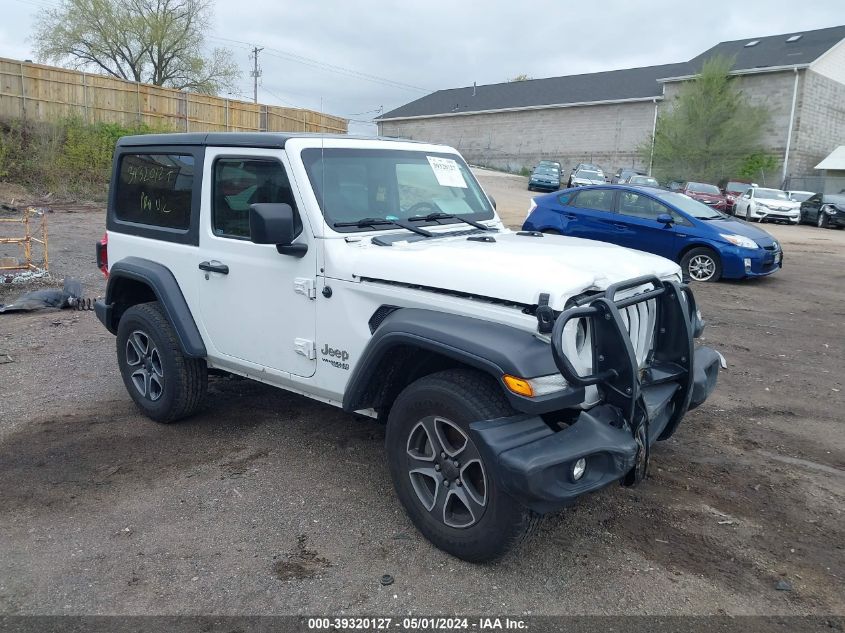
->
[0,173,843,617]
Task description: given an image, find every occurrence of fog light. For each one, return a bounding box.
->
[744,258,752,272]
[572,457,587,481]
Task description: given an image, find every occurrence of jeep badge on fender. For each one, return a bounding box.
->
[94,132,720,563]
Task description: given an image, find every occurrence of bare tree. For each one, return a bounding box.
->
[33,0,240,95]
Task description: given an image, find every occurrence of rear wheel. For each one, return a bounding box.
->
[116,302,207,423]
[385,369,540,562]
[681,247,722,282]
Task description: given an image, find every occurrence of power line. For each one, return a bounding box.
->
[208,34,430,93]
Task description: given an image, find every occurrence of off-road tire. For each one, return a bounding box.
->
[681,247,722,282]
[116,302,207,423]
[385,368,541,562]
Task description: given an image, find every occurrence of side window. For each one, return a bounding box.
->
[114,154,194,229]
[557,192,573,206]
[212,158,301,239]
[808,194,821,204]
[572,189,615,212]
[617,191,669,220]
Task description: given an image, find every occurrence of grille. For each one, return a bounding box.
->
[614,285,658,369]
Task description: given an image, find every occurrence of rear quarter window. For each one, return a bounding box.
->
[114,154,195,229]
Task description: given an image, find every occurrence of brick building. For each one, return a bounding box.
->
[376,25,845,184]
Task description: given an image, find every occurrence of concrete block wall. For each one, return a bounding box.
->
[378,100,658,175]
[791,70,845,177]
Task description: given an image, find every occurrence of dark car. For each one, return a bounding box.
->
[799,193,845,229]
[719,179,755,214]
[613,168,645,184]
[527,164,561,191]
[626,174,661,187]
[523,184,782,282]
[537,159,562,171]
[678,181,729,213]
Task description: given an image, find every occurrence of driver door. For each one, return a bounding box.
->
[197,148,317,378]
[612,190,679,259]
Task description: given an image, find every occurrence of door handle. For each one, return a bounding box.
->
[564,214,577,220]
[613,223,627,230]
[199,261,229,275]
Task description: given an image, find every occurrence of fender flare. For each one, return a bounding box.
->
[104,257,206,358]
[342,308,584,414]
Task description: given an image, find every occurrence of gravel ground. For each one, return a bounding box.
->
[0,175,843,616]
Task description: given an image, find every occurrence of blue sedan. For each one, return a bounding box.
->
[523,185,782,282]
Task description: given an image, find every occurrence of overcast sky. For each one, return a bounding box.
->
[2,0,843,133]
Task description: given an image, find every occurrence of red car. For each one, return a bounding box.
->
[678,181,729,212]
[719,179,755,214]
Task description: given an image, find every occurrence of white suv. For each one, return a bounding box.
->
[94,133,721,562]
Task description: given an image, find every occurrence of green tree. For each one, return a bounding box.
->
[644,56,771,184]
[738,152,779,184]
[33,0,240,95]
[509,74,533,82]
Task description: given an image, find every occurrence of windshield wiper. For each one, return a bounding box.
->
[407,212,492,231]
[332,217,432,237]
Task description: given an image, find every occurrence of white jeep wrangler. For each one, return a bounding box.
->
[95,133,721,562]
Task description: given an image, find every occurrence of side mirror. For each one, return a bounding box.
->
[249,203,307,257]
[656,213,674,225]
[488,194,497,210]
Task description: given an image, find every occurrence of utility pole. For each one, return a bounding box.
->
[250,46,263,104]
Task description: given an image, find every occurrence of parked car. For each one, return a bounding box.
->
[676,182,729,212]
[626,175,660,187]
[568,167,606,187]
[527,164,561,191]
[787,190,816,203]
[799,193,845,228]
[612,168,645,184]
[537,159,562,171]
[734,187,800,224]
[523,184,783,282]
[719,179,755,214]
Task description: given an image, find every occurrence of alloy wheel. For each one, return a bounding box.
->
[405,416,488,529]
[125,330,164,401]
[817,211,826,228]
[688,255,716,282]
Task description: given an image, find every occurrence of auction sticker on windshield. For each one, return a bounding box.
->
[427,156,467,188]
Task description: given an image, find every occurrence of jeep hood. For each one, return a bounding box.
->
[332,231,680,310]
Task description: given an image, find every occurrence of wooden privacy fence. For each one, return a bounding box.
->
[0,57,347,134]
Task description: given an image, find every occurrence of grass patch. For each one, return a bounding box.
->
[0,117,170,201]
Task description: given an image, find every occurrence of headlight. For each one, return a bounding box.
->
[720,233,758,249]
[824,206,837,215]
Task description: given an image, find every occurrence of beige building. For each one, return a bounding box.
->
[377,25,845,185]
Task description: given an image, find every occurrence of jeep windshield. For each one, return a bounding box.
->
[301,148,495,233]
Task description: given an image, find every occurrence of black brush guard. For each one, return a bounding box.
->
[470,276,721,513]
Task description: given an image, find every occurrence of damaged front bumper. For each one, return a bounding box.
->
[470,277,721,514]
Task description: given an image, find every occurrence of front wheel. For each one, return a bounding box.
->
[116,302,207,423]
[681,247,722,282]
[817,209,829,228]
[385,369,540,562]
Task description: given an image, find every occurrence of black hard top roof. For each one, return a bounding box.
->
[116,132,418,148]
